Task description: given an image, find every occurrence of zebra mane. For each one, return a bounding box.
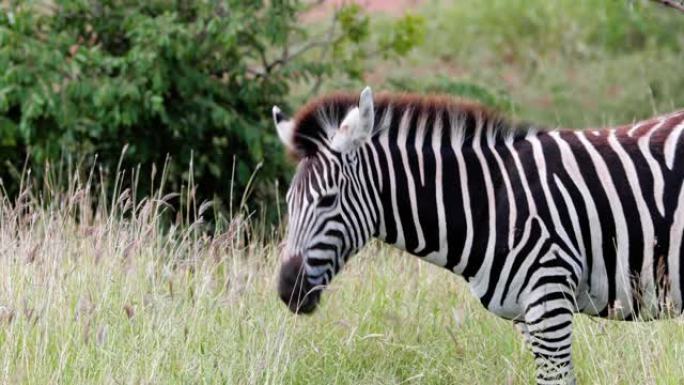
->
[290,91,528,158]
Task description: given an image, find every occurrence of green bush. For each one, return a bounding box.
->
[0,1,424,221]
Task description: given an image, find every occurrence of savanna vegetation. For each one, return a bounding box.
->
[1,0,684,384]
[0,0,423,218]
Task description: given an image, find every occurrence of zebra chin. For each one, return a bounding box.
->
[277,253,323,314]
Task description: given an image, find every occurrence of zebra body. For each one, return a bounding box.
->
[273,88,684,384]
[378,114,684,322]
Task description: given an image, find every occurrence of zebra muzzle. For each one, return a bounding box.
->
[278,254,321,314]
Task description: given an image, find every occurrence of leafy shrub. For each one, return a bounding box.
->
[0,1,424,221]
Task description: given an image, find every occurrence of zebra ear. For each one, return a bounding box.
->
[330,86,374,153]
[358,86,374,134]
[273,106,295,151]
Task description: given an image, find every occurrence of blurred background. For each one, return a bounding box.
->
[1,0,683,227]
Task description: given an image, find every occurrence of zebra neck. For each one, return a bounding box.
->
[367,114,534,278]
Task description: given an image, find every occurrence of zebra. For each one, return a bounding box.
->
[272,86,684,384]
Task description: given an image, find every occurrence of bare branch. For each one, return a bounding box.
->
[651,0,684,13]
[245,38,334,79]
[247,7,341,81]
[266,40,332,73]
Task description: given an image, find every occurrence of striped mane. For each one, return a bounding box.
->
[290,92,527,157]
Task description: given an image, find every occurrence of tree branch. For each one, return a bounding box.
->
[651,0,684,13]
[265,40,332,73]
[244,39,334,79]
[246,8,340,80]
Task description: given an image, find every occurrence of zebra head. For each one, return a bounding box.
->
[273,87,377,314]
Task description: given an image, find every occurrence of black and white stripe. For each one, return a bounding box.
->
[275,89,684,384]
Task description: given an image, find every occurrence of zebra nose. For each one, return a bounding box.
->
[278,254,320,314]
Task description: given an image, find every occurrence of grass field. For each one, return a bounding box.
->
[2,181,684,385]
[2,0,684,384]
[349,0,684,128]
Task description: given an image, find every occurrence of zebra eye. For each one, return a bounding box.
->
[318,194,337,208]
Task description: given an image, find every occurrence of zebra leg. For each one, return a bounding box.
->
[522,282,577,384]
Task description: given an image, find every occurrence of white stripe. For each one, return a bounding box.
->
[397,109,426,253]
[414,113,427,186]
[528,134,581,259]
[451,114,473,275]
[344,160,373,243]
[491,216,542,316]
[488,128,516,249]
[322,161,363,249]
[368,142,384,192]
[360,146,382,227]
[638,118,668,216]
[368,145,387,240]
[667,184,684,312]
[553,175,586,261]
[505,222,551,316]
[665,120,684,170]
[627,120,645,137]
[576,131,633,316]
[470,121,498,297]
[425,113,448,265]
[608,130,657,312]
[367,136,387,239]
[505,135,537,216]
[548,131,608,314]
[378,111,405,248]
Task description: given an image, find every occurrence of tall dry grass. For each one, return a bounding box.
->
[2,160,684,384]
[0,160,291,384]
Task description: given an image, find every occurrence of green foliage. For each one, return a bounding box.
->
[331,7,425,79]
[1,0,291,208]
[0,1,424,218]
[378,13,426,57]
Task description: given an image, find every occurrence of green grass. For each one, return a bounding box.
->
[358,0,684,128]
[2,184,684,385]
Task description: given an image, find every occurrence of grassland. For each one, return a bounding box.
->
[2,180,684,385]
[357,0,684,128]
[2,0,684,384]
